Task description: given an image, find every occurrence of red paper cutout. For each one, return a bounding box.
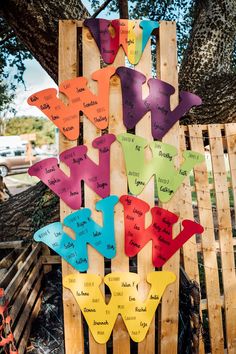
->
[120,195,204,267]
[27,66,115,140]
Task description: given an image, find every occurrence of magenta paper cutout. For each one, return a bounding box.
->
[120,195,204,267]
[28,134,116,210]
[116,67,202,140]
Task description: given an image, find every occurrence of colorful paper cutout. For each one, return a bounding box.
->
[34,195,118,271]
[120,195,204,267]
[116,67,202,140]
[28,134,116,210]
[84,19,159,65]
[27,66,115,140]
[63,271,176,343]
[117,133,205,202]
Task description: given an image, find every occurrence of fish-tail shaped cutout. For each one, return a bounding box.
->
[117,133,205,202]
[28,134,116,210]
[34,195,118,272]
[63,271,176,343]
[84,19,159,65]
[120,195,204,267]
[116,67,202,139]
[27,66,115,140]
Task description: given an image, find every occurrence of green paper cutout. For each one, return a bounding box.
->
[117,133,205,202]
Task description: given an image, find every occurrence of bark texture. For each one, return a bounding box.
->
[180,0,236,124]
[0,0,89,83]
[0,182,59,241]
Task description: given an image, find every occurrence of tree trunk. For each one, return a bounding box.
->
[0,0,89,83]
[118,0,129,19]
[180,0,236,124]
[0,182,59,241]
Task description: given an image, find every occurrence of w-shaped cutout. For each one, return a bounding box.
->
[120,195,204,267]
[27,66,115,140]
[28,134,116,209]
[84,19,159,65]
[34,196,118,271]
[117,133,204,202]
[63,271,176,343]
[116,67,202,139]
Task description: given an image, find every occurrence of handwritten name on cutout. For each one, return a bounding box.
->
[84,19,159,65]
[117,133,205,202]
[28,67,201,141]
[28,134,116,210]
[120,195,204,267]
[63,271,176,343]
[34,196,118,272]
[27,66,115,140]
[34,194,203,270]
[116,67,202,140]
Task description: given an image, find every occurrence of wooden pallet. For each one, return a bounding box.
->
[180,124,236,354]
[59,20,180,354]
[0,242,44,354]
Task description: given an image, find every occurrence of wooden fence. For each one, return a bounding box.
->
[180,124,236,354]
[0,243,43,354]
[58,20,236,354]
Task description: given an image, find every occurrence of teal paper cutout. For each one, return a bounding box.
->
[140,20,160,52]
[34,195,118,271]
[117,133,204,202]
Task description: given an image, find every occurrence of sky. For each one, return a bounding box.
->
[11,0,111,117]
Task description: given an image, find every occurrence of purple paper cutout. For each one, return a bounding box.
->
[28,134,116,210]
[84,19,120,64]
[116,67,202,140]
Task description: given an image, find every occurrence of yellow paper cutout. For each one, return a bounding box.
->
[63,271,176,343]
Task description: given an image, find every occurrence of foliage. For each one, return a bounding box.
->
[0,17,32,110]
[88,0,196,64]
[5,116,55,146]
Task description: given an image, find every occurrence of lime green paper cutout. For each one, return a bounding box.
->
[117,133,205,202]
[63,271,176,343]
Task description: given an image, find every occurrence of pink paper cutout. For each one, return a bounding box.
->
[28,134,116,210]
[120,195,204,267]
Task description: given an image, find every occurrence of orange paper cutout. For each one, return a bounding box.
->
[27,66,115,140]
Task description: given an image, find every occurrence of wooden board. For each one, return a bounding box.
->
[225,123,236,226]
[59,20,84,354]
[189,125,224,354]
[179,127,204,354]
[82,25,106,354]
[135,38,155,354]
[208,124,236,354]
[109,50,130,354]
[157,21,179,354]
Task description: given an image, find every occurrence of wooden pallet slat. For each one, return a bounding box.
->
[10,260,43,324]
[14,272,43,343]
[208,124,236,354]
[225,123,236,226]
[180,127,205,354]
[158,21,180,354]
[59,20,84,354]
[82,24,107,354]
[109,49,130,354]
[18,292,43,354]
[189,125,224,354]
[135,36,155,354]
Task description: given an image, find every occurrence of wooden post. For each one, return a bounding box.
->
[157,21,179,354]
[59,20,84,354]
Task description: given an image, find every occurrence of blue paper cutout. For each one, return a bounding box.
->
[34,195,119,271]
